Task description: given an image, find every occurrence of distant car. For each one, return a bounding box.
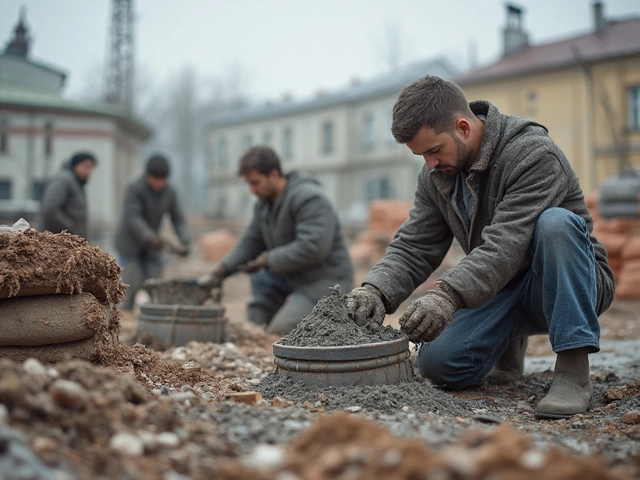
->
[0,199,40,227]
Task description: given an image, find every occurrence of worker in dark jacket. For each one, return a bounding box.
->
[115,154,190,310]
[346,76,615,420]
[200,146,353,334]
[39,152,97,238]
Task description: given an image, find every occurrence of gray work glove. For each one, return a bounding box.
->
[399,281,464,343]
[345,284,386,328]
[242,252,269,274]
[198,265,230,289]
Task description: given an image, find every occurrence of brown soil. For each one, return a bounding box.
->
[0,229,126,305]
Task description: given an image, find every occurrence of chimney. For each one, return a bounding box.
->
[593,1,607,33]
[502,4,529,56]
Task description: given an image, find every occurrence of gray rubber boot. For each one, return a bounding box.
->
[485,336,528,385]
[535,347,593,420]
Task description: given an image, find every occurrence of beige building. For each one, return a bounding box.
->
[457,2,640,192]
[0,12,150,235]
[206,59,457,221]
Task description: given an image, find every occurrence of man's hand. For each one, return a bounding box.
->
[345,284,386,328]
[174,243,190,257]
[243,252,269,273]
[198,266,230,289]
[148,236,163,249]
[399,281,463,343]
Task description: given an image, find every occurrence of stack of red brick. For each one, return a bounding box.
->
[587,192,640,299]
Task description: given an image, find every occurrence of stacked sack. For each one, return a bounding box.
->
[586,192,640,299]
[0,221,125,362]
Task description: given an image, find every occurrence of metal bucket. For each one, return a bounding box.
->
[138,303,227,347]
[272,337,413,386]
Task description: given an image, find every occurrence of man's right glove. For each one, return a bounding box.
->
[198,266,230,289]
[345,284,386,328]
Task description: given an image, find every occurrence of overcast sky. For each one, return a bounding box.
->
[1,0,639,103]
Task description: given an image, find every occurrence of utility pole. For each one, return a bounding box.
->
[105,0,134,112]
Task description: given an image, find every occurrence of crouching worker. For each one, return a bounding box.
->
[345,75,615,419]
[200,146,353,335]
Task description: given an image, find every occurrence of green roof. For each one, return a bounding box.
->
[0,84,151,139]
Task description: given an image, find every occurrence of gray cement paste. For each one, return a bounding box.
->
[277,285,404,347]
[257,373,469,416]
[142,279,212,305]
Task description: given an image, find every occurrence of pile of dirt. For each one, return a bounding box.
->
[277,285,404,347]
[0,229,125,304]
[257,373,469,416]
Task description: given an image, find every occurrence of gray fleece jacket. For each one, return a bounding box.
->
[114,175,190,258]
[364,100,615,315]
[221,171,353,301]
[39,164,89,238]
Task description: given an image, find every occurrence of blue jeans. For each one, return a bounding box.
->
[249,269,316,334]
[119,250,165,310]
[418,208,601,389]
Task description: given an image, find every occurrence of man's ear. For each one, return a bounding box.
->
[455,118,472,139]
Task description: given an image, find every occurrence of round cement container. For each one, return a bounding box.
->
[138,303,227,346]
[272,337,412,386]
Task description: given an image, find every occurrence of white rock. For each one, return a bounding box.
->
[521,450,546,469]
[109,432,144,456]
[242,444,286,471]
[156,432,180,448]
[23,358,47,377]
[171,348,187,361]
[345,406,362,413]
[49,380,89,409]
[46,368,59,379]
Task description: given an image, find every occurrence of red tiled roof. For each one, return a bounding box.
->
[456,17,640,86]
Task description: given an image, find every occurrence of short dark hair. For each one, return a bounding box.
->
[237,146,282,176]
[391,75,473,144]
[70,151,97,167]
[146,154,170,177]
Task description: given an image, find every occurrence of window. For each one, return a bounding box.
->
[362,113,375,149]
[0,180,12,200]
[32,181,45,201]
[0,115,8,154]
[262,130,273,145]
[628,86,640,130]
[282,127,293,160]
[242,132,253,151]
[217,137,229,169]
[44,119,54,156]
[365,177,392,203]
[321,121,334,154]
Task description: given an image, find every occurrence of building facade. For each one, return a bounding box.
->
[206,59,457,221]
[0,12,150,236]
[456,2,640,192]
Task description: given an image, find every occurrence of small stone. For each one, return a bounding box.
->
[227,392,263,405]
[23,358,47,378]
[160,386,170,395]
[520,450,545,469]
[170,348,187,361]
[401,406,411,412]
[623,411,640,424]
[242,444,286,471]
[110,432,144,456]
[46,368,59,379]
[345,406,362,413]
[180,384,193,393]
[32,436,58,454]
[527,394,536,404]
[516,401,534,414]
[49,380,89,409]
[272,396,294,407]
[156,432,180,448]
[182,361,202,372]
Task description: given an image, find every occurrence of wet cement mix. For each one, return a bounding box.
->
[277,285,404,347]
[261,286,469,417]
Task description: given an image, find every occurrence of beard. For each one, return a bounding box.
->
[437,136,473,176]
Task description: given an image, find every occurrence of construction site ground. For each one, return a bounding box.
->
[3,239,640,479]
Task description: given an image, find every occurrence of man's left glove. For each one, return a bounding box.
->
[242,252,269,273]
[399,281,464,343]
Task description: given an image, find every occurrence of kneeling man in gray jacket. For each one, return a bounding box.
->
[201,146,353,335]
[346,76,615,420]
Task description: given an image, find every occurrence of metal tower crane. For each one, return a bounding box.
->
[105,0,134,112]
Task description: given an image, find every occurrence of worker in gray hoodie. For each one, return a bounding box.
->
[115,154,190,310]
[39,152,97,239]
[346,76,615,420]
[200,146,353,334]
